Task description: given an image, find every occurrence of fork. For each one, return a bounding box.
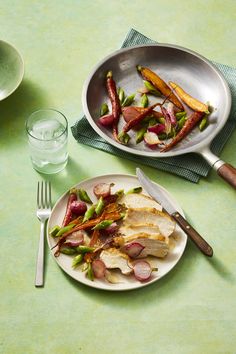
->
[35,181,52,287]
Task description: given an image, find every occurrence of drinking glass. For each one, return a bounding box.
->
[26,109,68,174]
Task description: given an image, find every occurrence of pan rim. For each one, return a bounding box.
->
[82,43,232,158]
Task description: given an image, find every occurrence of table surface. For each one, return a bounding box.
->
[1,1,236,353]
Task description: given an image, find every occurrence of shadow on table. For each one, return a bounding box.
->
[0,79,50,144]
[206,256,234,282]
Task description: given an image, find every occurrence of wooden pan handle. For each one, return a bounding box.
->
[217,163,236,190]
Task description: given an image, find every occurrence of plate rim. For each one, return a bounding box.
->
[82,43,231,158]
[0,39,24,101]
[47,173,188,291]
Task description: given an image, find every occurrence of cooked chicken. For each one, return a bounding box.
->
[124,207,175,237]
[100,248,132,275]
[120,193,162,211]
[119,224,164,239]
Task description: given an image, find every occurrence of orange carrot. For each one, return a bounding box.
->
[169,82,209,113]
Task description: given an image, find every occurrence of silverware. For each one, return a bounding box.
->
[35,181,52,287]
[136,168,213,257]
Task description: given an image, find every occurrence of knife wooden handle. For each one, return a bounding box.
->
[172,212,213,257]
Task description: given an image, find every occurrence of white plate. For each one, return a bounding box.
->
[47,174,187,291]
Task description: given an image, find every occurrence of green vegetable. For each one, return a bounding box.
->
[72,254,83,268]
[78,188,92,204]
[126,187,142,194]
[87,262,94,281]
[118,131,131,144]
[81,263,88,272]
[92,220,114,230]
[175,111,187,120]
[148,118,158,127]
[143,80,161,96]
[95,197,105,216]
[60,247,77,255]
[49,225,61,237]
[177,116,186,131]
[140,93,148,108]
[55,223,76,237]
[158,133,167,140]
[115,189,124,199]
[157,117,166,125]
[199,115,208,131]
[83,205,96,222]
[76,245,95,253]
[168,126,176,138]
[117,87,125,104]
[121,93,136,107]
[100,103,109,116]
[136,126,147,143]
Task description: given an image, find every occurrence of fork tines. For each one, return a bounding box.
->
[37,181,52,209]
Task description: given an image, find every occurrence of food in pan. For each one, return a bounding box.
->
[97,66,211,151]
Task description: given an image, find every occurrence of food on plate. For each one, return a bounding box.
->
[97,67,212,152]
[50,182,177,284]
[169,81,209,113]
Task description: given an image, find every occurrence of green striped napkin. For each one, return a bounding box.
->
[71,28,236,183]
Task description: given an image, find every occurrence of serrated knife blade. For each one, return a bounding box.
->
[136,168,213,257]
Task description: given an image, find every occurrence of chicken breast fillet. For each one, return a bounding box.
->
[120,193,162,211]
[124,207,175,237]
[100,248,132,275]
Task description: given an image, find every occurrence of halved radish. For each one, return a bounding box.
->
[133,260,152,281]
[93,183,111,198]
[64,230,85,247]
[103,194,118,205]
[70,201,87,215]
[98,114,114,127]
[92,259,106,279]
[144,131,161,148]
[123,242,144,258]
[148,124,165,135]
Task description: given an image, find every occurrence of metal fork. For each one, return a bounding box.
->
[35,181,52,287]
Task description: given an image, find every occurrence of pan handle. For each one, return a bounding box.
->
[199,148,236,189]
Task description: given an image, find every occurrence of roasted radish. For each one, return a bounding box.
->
[92,259,106,279]
[70,201,87,215]
[93,183,111,198]
[123,242,144,258]
[148,124,165,135]
[133,260,153,281]
[144,131,161,148]
[98,114,115,127]
[64,230,85,247]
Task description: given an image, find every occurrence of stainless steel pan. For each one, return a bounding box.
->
[82,44,236,188]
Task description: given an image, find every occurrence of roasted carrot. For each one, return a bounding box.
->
[54,203,123,255]
[62,189,77,227]
[137,66,184,110]
[122,103,160,133]
[169,82,209,113]
[106,71,121,141]
[161,111,204,152]
[89,229,100,247]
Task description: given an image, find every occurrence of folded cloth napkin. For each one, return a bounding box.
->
[71,28,236,183]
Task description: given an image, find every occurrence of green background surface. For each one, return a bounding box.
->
[0,1,236,353]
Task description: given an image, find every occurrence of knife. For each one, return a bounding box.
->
[136,168,213,257]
